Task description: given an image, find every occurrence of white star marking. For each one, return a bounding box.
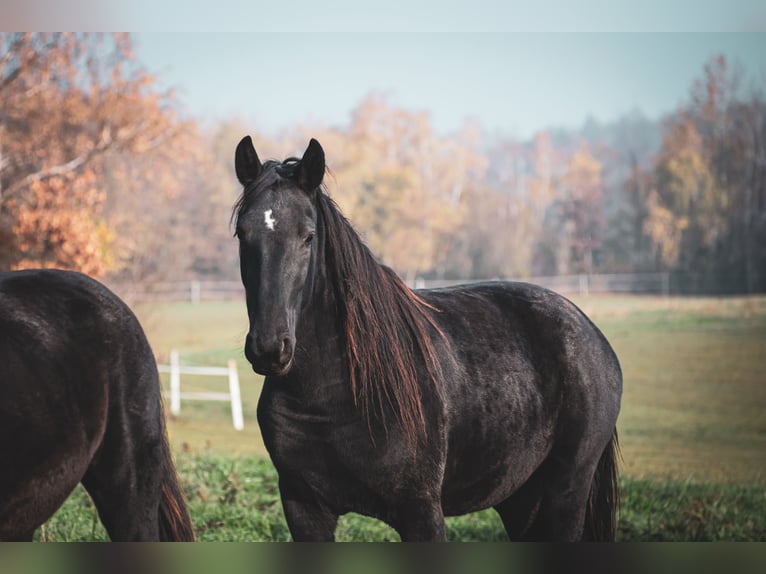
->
[264,209,276,231]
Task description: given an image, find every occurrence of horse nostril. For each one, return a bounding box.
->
[280,337,293,361]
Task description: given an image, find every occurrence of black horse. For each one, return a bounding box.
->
[233,136,622,542]
[0,269,194,541]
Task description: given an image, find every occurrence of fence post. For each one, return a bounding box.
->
[170,349,181,415]
[661,272,670,298]
[190,280,201,304]
[579,274,589,296]
[227,359,244,431]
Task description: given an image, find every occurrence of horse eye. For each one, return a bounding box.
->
[304,232,315,246]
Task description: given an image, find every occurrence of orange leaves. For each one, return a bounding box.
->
[10,174,112,276]
[643,188,689,269]
[0,33,183,278]
[562,143,603,201]
[309,94,491,281]
[655,117,713,214]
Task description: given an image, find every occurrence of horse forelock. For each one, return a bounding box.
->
[231,159,302,230]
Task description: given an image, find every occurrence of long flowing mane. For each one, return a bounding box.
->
[315,189,447,443]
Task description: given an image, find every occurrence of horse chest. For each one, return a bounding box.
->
[257,378,357,465]
[257,381,441,515]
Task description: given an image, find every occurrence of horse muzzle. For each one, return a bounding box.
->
[244,332,295,376]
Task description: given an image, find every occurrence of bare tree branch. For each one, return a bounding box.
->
[3,139,111,200]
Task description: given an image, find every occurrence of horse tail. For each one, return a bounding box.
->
[583,429,621,541]
[157,402,195,541]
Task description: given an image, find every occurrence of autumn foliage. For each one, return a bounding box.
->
[0,33,185,277]
[10,173,111,275]
[2,37,765,294]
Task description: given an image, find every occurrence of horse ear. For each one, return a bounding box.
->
[235,136,262,187]
[298,138,325,192]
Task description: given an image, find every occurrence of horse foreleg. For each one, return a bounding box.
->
[279,481,338,542]
[390,499,447,542]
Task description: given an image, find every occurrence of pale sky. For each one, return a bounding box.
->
[133,32,766,139]
[4,1,765,139]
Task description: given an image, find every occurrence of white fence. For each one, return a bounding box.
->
[158,350,244,431]
[114,280,244,303]
[414,272,671,296]
[115,272,672,303]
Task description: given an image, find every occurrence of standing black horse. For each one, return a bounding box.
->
[0,269,194,541]
[233,136,622,542]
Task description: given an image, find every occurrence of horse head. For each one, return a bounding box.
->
[233,136,325,376]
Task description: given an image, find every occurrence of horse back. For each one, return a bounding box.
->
[422,280,622,411]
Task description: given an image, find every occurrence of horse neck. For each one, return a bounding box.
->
[286,212,348,396]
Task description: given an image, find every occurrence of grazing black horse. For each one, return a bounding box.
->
[0,269,194,541]
[233,136,622,542]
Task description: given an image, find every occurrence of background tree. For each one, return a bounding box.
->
[2,38,763,295]
[292,94,487,283]
[638,55,766,292]
[0,33,183,277]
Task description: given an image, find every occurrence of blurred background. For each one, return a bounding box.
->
[1,32,765,296]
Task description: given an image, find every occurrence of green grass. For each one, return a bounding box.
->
[36,455,766,542]
[578,296,766,485]
[33,295,766,540]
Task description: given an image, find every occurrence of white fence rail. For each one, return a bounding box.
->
[114,272,673,303]
[113,280,244,303]
[158,349,244,431]
[414,272,671,296]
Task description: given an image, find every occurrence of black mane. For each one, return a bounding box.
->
[314,188,447,443]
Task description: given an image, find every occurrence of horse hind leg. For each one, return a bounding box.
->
[494,455,595,542]
[525,426,620,541]
[493,468,545,541]
[81,432,165,541]
[536,479,594,541]
[80,368,169,541]
[83,417,194,542]
[535,452,614,541]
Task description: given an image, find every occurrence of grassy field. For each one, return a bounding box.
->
[577,295,766,484]
[36,456,766,542]
[37,294,766,541]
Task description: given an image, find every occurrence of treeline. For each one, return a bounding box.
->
[0,33,238,286]
[1,34,764,293]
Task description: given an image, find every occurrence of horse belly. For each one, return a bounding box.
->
[439,376,557,516]
[441,437,551,516]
